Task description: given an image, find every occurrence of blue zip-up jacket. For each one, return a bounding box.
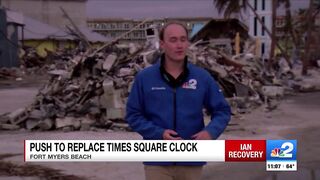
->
[125,60,231,166]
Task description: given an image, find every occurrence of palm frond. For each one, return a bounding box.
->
[213,0,248,18]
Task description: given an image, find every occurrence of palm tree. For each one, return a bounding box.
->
[213,0,247,18]
[285,4,320,75]
[302,0,319,75]
[213,0,292,67]
[269,0,277,70]
[269,0,295,70]
[282,0,297,47]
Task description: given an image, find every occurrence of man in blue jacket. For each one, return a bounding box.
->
[126,22,231,180]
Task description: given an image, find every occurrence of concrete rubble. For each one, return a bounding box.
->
[187,40,320,114]
[0,67,21,80]
[1,42,146,131]
[1,37,320,132]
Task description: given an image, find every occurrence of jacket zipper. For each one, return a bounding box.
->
[173,87,177,131]
[173,87,177,165]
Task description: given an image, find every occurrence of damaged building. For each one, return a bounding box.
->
[191,18,250,55]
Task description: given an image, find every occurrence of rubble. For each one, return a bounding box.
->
[103,53,117,71]
[2,30,320,132]
[21,47,46,68]
[8,108,28,125]
[0,123,20,130]
[1,41,146,131]
[261,86,284,97]
[187,40,320,114]
[0,67,19,80]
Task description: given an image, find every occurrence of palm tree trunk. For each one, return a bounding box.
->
[284,0,301,67]
[268,0,277,70]
[284,0,298,48]
[245,0,292,68]
[302,0,314,75]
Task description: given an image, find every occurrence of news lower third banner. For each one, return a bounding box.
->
[24,140,297,171]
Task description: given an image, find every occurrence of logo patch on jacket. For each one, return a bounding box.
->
[151,87,166,90]
[182,79,197,89]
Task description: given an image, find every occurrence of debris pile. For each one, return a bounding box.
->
[0,67,20,80]
[21,47,46,68]
[1,39,320,131]
[188,41,297,115]
[0,43,148,131]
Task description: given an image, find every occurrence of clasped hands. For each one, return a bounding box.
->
[162,129,213,140]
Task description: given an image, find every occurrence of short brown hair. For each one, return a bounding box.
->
[159,21,189,41]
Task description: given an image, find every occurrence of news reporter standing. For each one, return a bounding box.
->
[126,22,231,180]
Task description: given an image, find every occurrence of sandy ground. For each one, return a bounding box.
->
[0,85,319,180]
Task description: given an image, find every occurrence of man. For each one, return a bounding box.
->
[126,22,231,180]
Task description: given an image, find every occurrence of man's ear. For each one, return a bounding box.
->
[159,40,164,50]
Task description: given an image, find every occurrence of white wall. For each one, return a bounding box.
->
[248,0,272,58]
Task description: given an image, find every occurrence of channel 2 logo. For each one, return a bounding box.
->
[267,140,297,161]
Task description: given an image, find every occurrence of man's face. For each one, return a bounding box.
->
[160,24,189,62]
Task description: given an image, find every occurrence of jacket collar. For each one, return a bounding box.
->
[159,54,189,88]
